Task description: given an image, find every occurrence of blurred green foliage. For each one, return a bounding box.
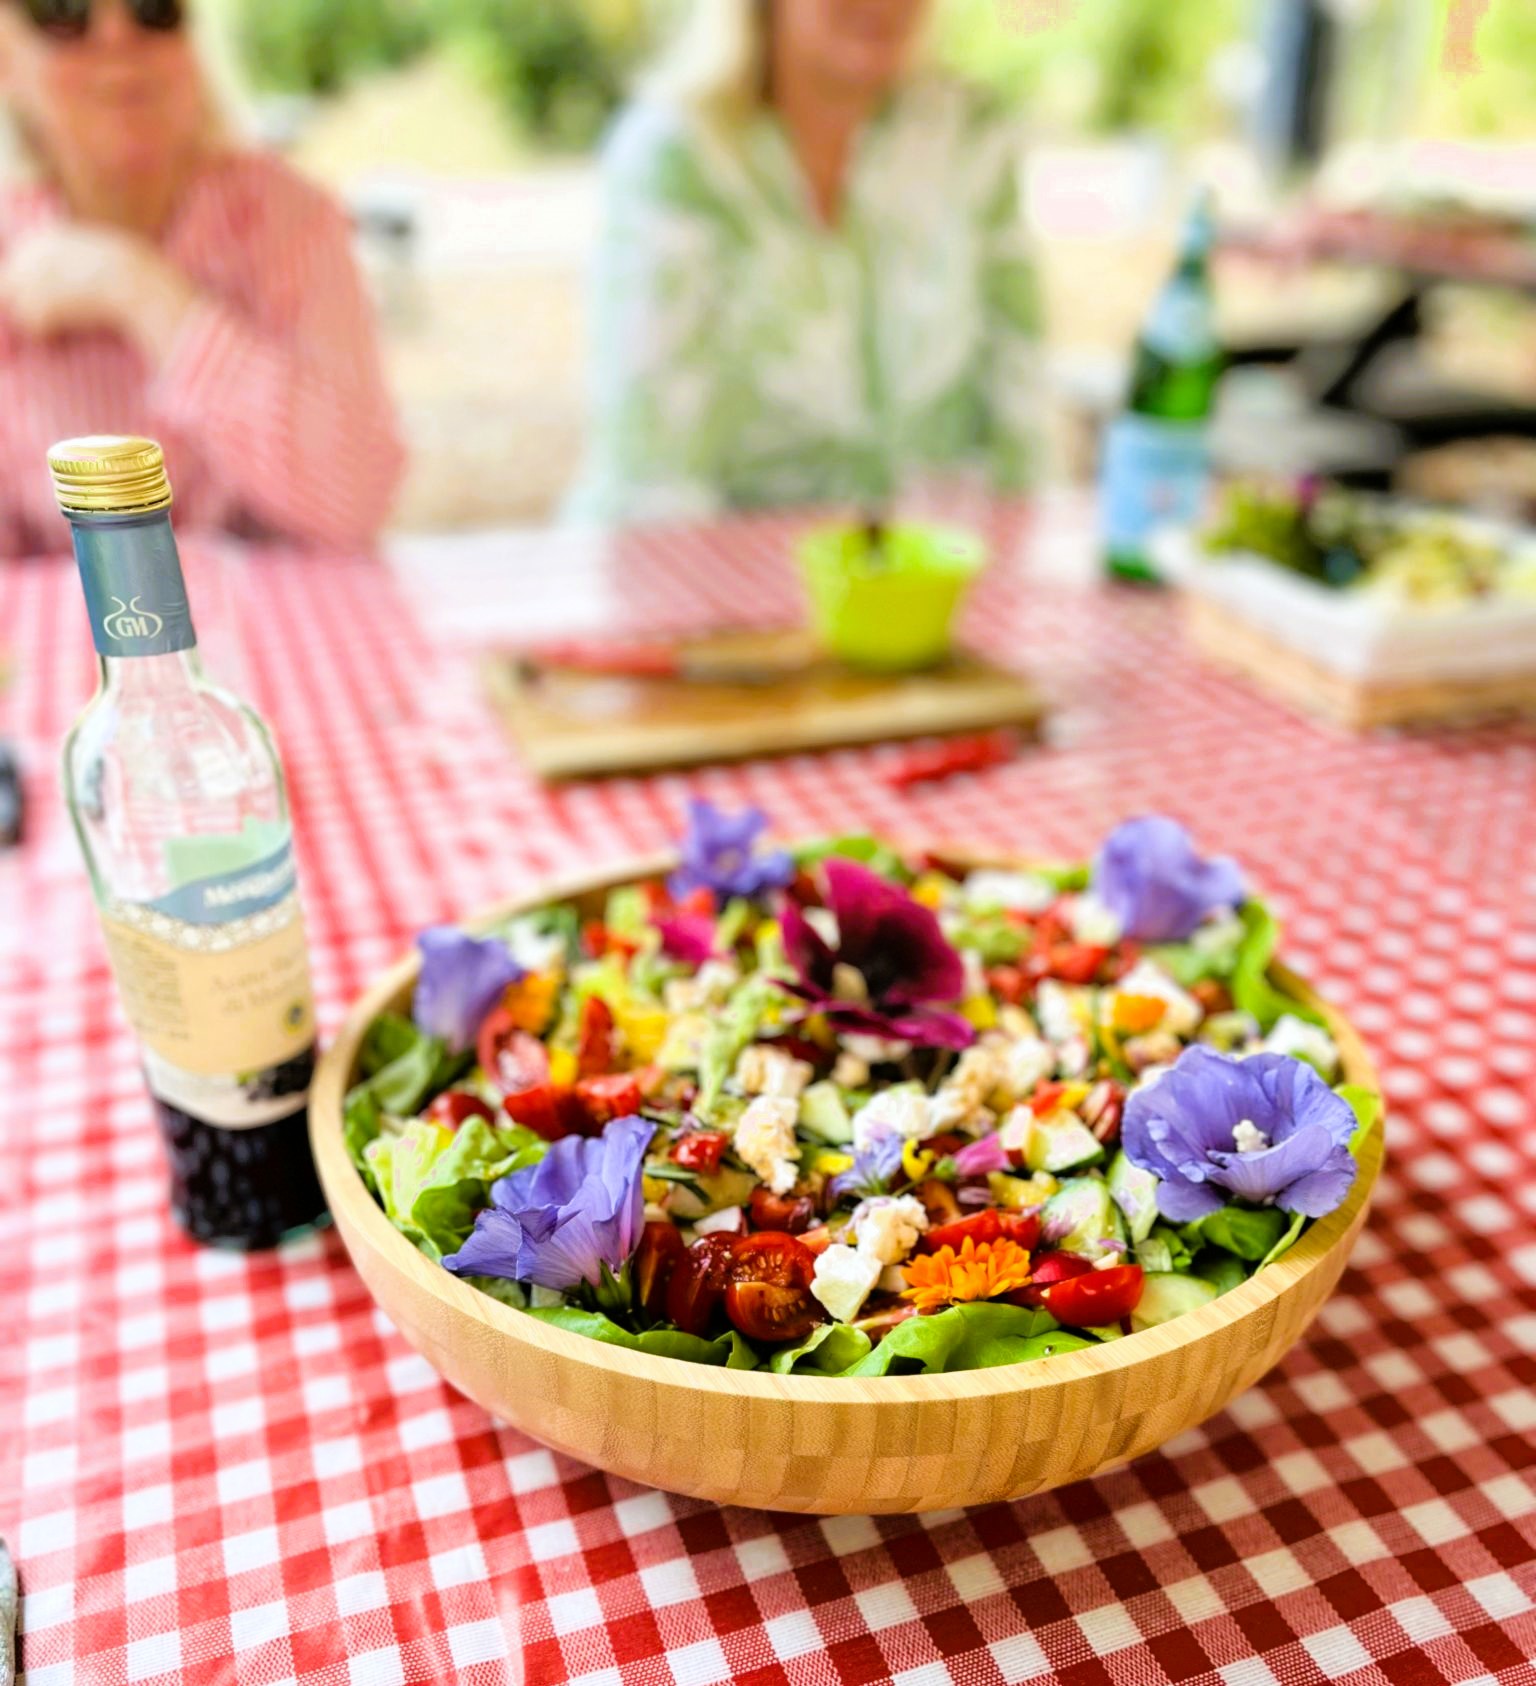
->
[237,0,429,96]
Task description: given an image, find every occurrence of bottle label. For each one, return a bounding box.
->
[99,840,315,1128]
[73,518,196,658]
[1100,415,1210,555]
[1141,277,1217,364]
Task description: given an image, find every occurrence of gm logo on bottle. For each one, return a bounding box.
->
[102,595,165,641]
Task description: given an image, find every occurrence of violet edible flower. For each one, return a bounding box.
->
[668,798,794,908]
[828,1133,904,1202]
[779,859,975,1051]
[1092,815,1245,943]
[413,927,523,1053]
[443,1116,652,1289]
[1122,1046,1356,1222]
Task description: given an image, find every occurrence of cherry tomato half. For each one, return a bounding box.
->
[634,1221,686,1321]
[1039,1263,1144,1327]
[723,1233,822,1345]
[424,1090,495,1130]
[671,1129,728,1173]
[666,1233,740,1336]
[1007,1249,1094,1309]
[575,995,616,1078]
[476,1008,548,1095]
[502,1083,582,1141]
[748,1186,815,1234]
[573,1072,643,1129]
[1039,943,1110,985]
[986,965,1028,1006]
[921,1208,1041,1256]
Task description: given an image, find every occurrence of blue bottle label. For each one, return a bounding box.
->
[72,516,196,658]
[1100,415,1210,554]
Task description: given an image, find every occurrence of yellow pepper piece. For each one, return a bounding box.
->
[548,1046,577,1087]
[1112,993,1167,1036]
[910,873,950,910]
[502,971,558,1035]
[642,1176,670,1205]
[988,1170,1058,1208]
[807,1149,854,1178]
[902,1140,935,1182]
[961,994,997,1031]
[801,1013,836,1050]
[615,1003,670,1062]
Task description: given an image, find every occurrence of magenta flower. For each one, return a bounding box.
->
[414,927,522,1052]
[779,859,974,1050]
[1122,1046,1356,1221]
[443,1116,652,1290]
[655,914,720,966]
[1092,816,1245,943]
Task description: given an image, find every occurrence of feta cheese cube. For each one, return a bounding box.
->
[851,1087,932,1153]
[850,1195,929,1266]
[733,1096,801,1194]
[963,869,1057,914]
[1261,1013,1340,1078]
[832,1052,870,1089]
[504,917,568,975]
[998,1035,1054,1101]
[810,1245,882,1324]
[663,959,740,1015]
[1035,980,1090,1045]
[734,1043,814,1099]
[1067,893,1124,947]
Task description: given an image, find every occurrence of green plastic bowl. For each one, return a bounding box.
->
[795,521,988,672]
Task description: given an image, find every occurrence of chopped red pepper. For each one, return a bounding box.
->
[575,995,616,1078]
[573,1072,643,1128]
[987,964,1029,1005]
[920,1209,1041,1255]
[424,1090,495,1130]
[672,1129,728,1173]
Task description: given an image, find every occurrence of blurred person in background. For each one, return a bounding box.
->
[0,0,404,558]
[568,0,1040,526]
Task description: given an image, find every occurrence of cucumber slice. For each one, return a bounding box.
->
[1106,1150,1160,1244]
[798,1081,854,1145]
[1023,1117,1104,1175]
[1040,1177,1116,1256]
[1130,1272,1219,1331]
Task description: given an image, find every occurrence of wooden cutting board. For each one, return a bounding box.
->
[485,628,1045,781]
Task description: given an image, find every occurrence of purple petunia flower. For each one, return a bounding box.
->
[1092,815,1245,943]
[779,859,975,1051]
[1122,1046,1357,1222]
[828,1132,904,1202]
[443,1116,653,1290]
[414,927,523,1052]
[668,798,794,908]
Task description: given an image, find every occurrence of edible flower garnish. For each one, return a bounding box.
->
[669,798,794,908]
[827,1133,904,1202]
[414,927,523,1052]
[780,858,975,1049]
[1121,1045,1357,1221]
[444,1116,652,1289]
[654,913,720,965]
[951,1132,1011,1176]
[1092,815,1244,943]
[902,1236,1033,1310]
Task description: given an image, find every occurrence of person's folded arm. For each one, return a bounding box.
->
[149,194,405,552]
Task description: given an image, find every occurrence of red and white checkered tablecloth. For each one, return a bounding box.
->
[3,505,1534,1686]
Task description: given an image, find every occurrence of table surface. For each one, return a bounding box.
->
[3,502,1535,1686]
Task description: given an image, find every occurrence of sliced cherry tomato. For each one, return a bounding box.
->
[797,1224,835,1256]
[1028,1080,1071,1117]
[1082,1080,1124,1145]
[1041,943,1110,985]
[1040,1263,1145,1327]
[666,1233,740,1336]
[634,1221,686,1321]
[502,1082,582,1141]
[573,1072,643,1129]
[477,1009,548,1094]
[575,995,616,1078]
[424,1090,495,1130]
[672,1129,728,1173]
[986,965,1028,1006]
[1007,1249,1094,1309]
[921,1208,1041,1255]
[723,1232,821,1344]
[748,1186,815,1234]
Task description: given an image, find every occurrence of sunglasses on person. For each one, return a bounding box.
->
[21,0,183,40]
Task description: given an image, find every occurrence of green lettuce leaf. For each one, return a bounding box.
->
[1338,1084,1382,1157]
[843,1303,1060,1376]
[1257,1211,1307,1270]
[525,1307,759,1368]
[697,976,779,1113]
[367,1116,546,1259]
[791,835,910,881]
[767,1322,873,1375]
[1230,900,1325,1031]
[1193,1247,1248,1296]
[344,1088,384,1193]
[359,1011,422,1077]
[1187,1205,1289,1262]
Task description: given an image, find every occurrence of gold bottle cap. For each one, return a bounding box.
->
[47,436,173,516]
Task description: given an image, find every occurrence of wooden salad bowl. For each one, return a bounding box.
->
[311,854,1385,1515]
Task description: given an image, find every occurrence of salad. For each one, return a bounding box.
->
[1204,478,1536,604]
[344,808,1378,1378]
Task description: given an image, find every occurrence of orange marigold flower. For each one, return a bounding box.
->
[901,1236,1033,1311]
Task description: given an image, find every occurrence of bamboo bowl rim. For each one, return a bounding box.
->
[311,851,1385,1409]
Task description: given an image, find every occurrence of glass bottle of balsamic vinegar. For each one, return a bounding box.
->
[52,436,327,1248]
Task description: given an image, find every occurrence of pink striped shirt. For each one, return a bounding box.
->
[0,150,405,558]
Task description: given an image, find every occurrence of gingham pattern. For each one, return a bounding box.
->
[2,508,1534,1686]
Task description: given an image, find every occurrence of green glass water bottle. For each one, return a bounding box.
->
[1100,195,1224,584]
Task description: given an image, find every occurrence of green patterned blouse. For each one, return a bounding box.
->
[567,77,1041,525]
